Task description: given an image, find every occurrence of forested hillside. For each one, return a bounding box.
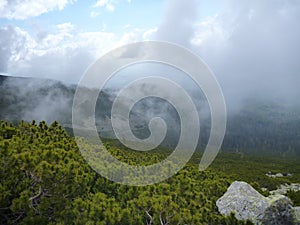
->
[1,120,300,224]
[1,75,300,157]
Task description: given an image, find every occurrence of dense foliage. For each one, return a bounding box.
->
[1,121,299,224]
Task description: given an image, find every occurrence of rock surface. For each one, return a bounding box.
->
[294,207,300,222]
[262,195,295,225]
[216,181,300,225]
[216,181,269,222]
[270,183,300,195]
[266,171,293,178]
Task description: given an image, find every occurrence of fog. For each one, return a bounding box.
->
[0,76,74,123]
[155,0,198,48]
[155,0,300,112]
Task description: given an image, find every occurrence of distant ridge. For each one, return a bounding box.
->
[0,74,299,157]
[0,74,71,86]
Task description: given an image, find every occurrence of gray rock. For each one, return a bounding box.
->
[217,181,298,225]
[216,181,269,222]
[266,172,293,178]
[294,207,300,224]
[270,183,300,195]
[262,195,295,225]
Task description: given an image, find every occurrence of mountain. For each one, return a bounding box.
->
[0,74,299,157]
[0,75,75,123]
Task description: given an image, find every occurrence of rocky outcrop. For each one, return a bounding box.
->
[270,183,300,195]
[266,171,292,178]
[216,181,300,225]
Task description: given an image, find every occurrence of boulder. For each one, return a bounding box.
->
[216,181,269,222]
[216,181,299,225]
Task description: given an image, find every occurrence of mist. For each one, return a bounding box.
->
[155,0,198,48]
[153,0,300,112]
[0,76,74,123]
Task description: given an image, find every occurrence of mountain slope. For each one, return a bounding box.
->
[0,75,299,156]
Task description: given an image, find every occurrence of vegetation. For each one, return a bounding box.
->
[286,190,300,206]
[0,120,299,224]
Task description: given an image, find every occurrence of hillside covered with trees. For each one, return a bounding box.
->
[1,75,300,158]
[1,120,300,224]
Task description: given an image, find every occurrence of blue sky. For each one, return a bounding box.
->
[0,1,163,34]
[0,0,222,35]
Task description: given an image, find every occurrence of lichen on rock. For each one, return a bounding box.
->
[217,181,300,225]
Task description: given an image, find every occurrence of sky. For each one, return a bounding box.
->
[0,0,299,107]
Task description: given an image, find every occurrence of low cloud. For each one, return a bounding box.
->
[0,26,28,72]
[194,0,300,108]
[155,0,198,48]
[151,0,300,110]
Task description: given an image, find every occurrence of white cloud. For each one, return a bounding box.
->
[106,4,115,11]
[122,24,131,30]
[191,15,229,48]
[191,0,300,106]
[56,22,75,33]
[0,0,8,11]
[142,28,157,40]
[94,0,109,7]
[0,22,147,83]
[0,0,74,20]
[90,11,101,18]
[155,0,198,47]
[93,0,131,12]
[94,0,115,11]
[147,0,300,107]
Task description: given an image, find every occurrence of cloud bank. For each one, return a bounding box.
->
[154,0,300,108]
[0,22,149,83]
[0,0,299,108]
